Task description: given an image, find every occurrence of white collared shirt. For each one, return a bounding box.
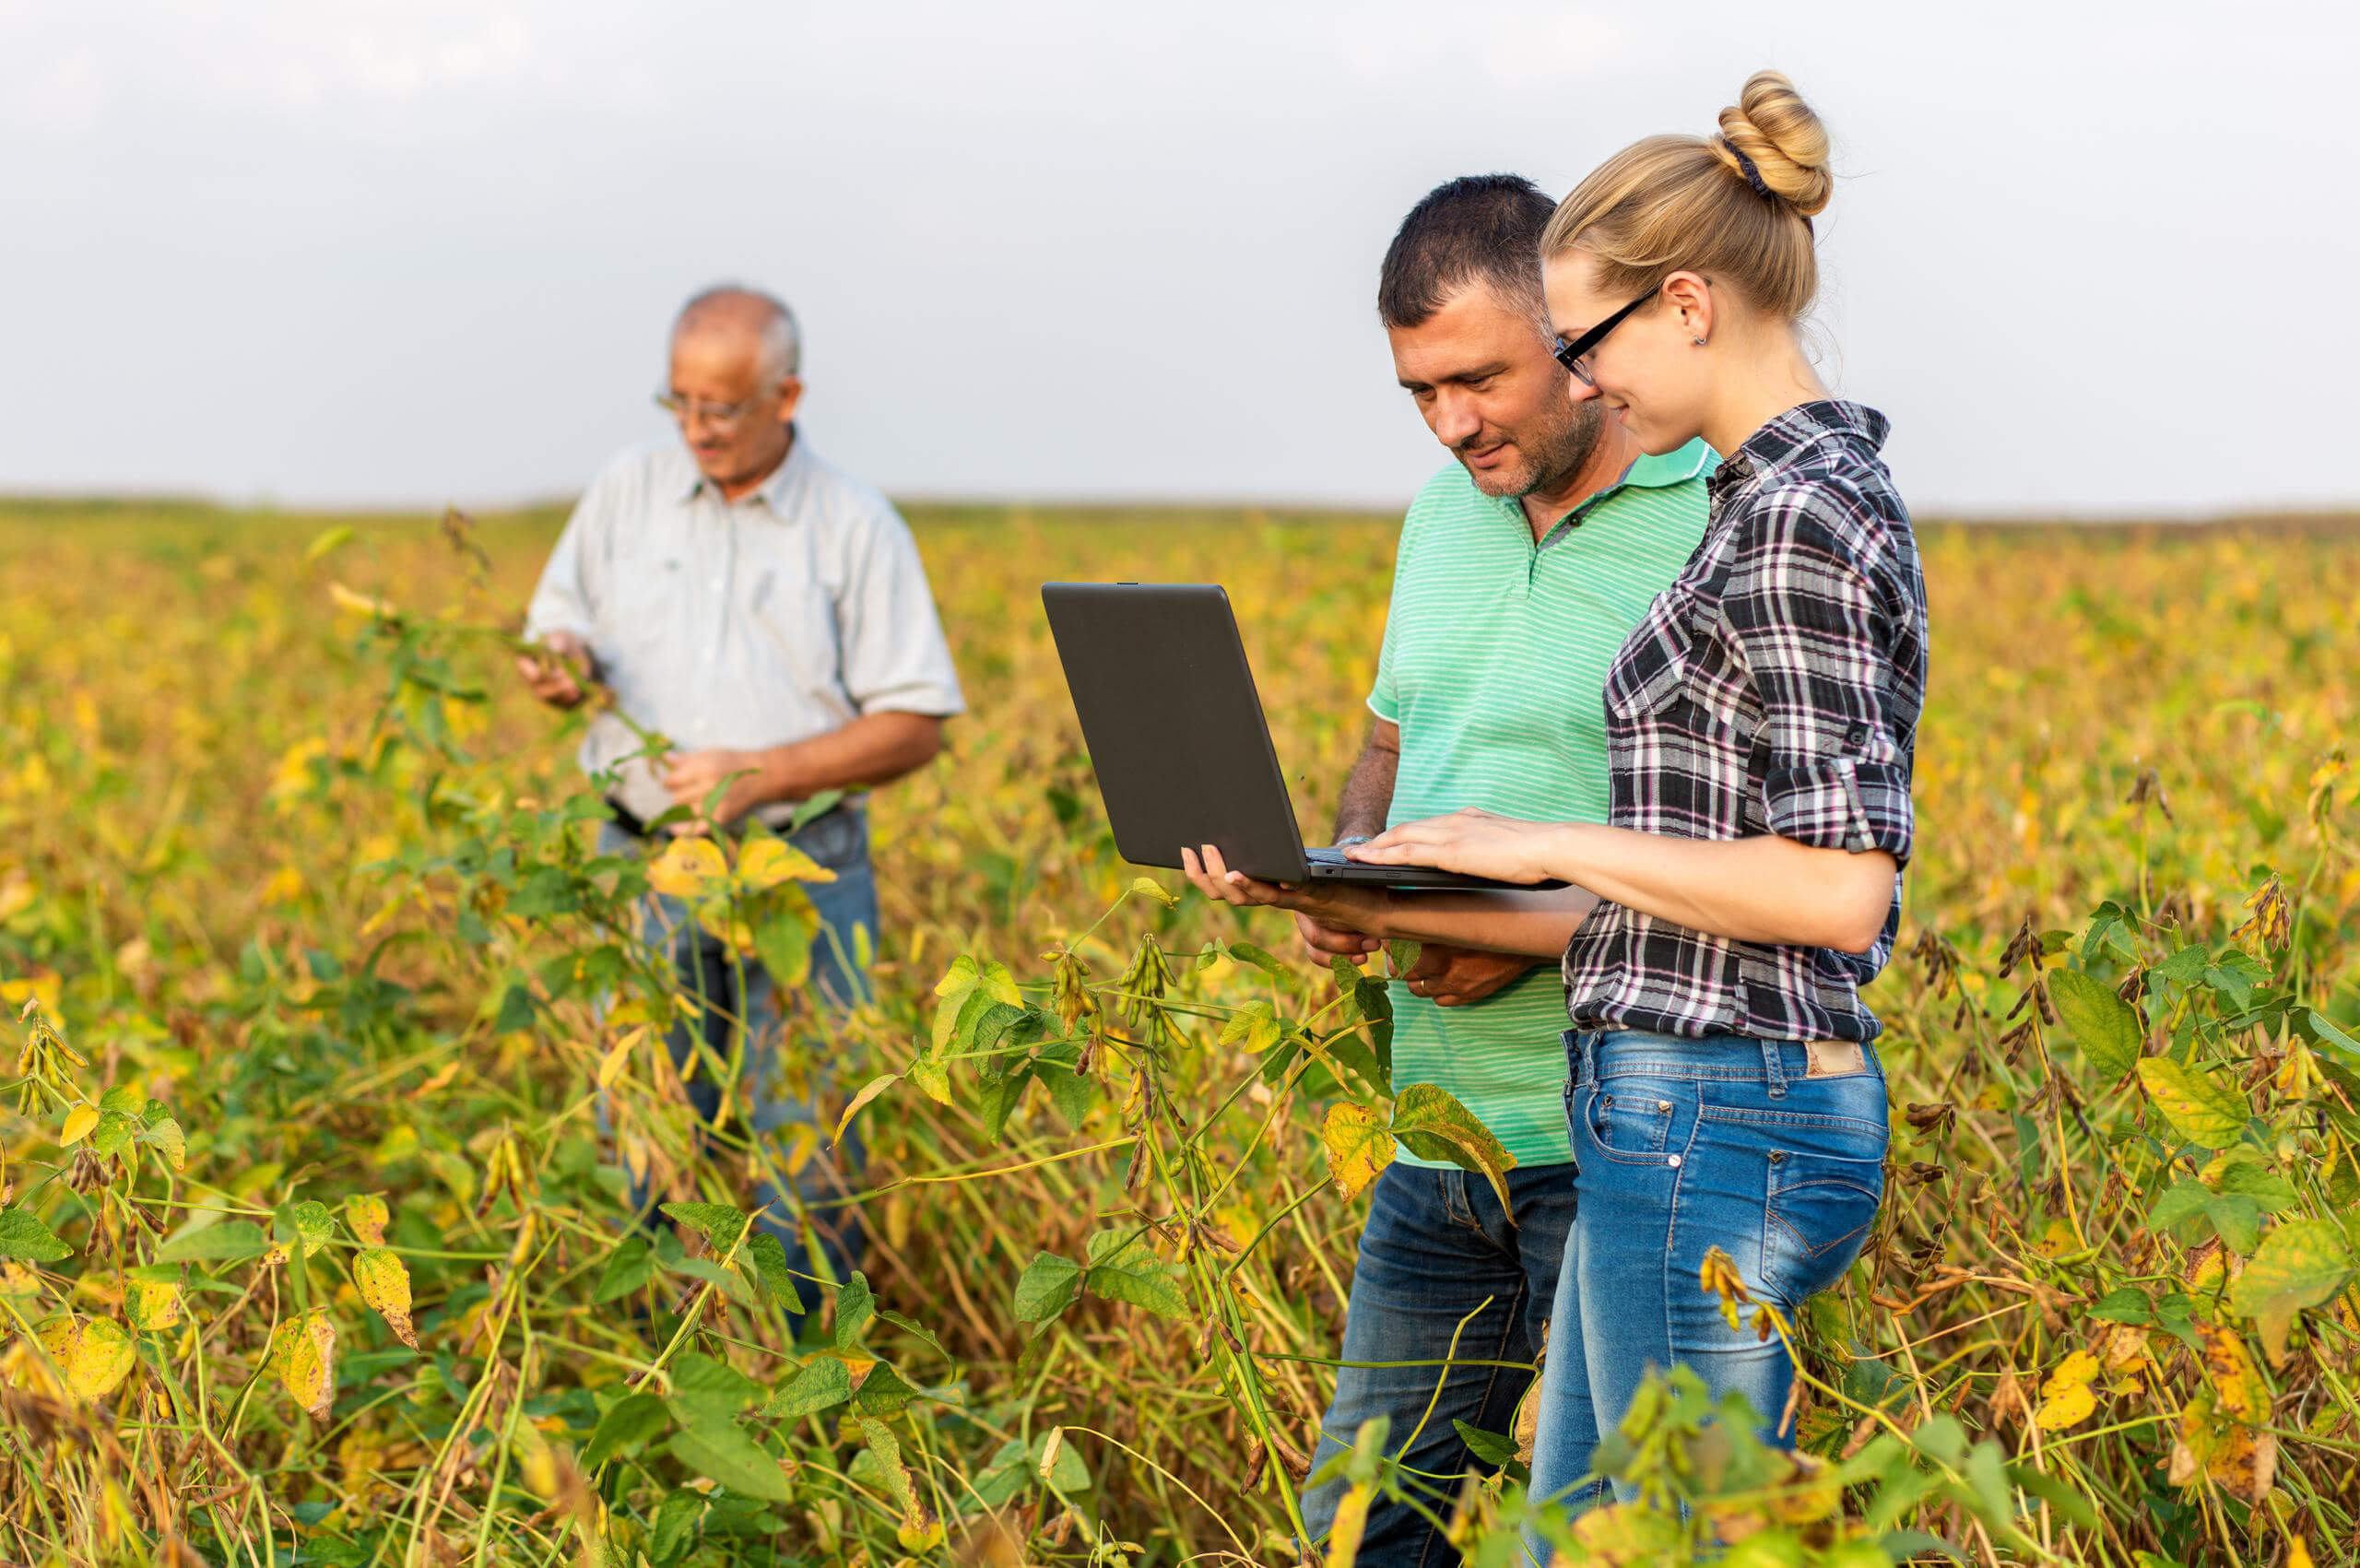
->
[524,431,964,827]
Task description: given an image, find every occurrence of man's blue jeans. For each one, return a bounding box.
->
[598,809,879,1330]
[1299,1161,1579,1566]
[1524,1029,1889,1551]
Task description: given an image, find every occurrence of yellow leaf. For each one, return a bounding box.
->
[1128,876,1176,907]
[344,1194,390,1247]
[736,837,837,889]
[326,581,397,619]
[269,1311,338,1420]
[2035,1379,2095,1431]
[2289,1538,2315,1568]
[127,1274,183,1332]
[34,1316,137,1400]
[1326,1482,1372,1568]
[1320,1102,1394,1201]
[2036,1348,2101,1431]
[353,1249,418,1349]
[60,1104,99,1147]
[1037,1425,1065,1482]
[646,837,727,899]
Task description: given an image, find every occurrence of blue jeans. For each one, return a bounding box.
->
[1300,1161,1579,1567]
[597,809,879,1329]
[1525,1029,1889,1550]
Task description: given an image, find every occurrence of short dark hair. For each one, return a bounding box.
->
[1376,174,1557,332]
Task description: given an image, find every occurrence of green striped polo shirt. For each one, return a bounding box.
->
[1369,440,1714,1168]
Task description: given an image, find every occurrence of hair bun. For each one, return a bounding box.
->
[1716,70,1831,218]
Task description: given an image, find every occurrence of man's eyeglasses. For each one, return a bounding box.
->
[1552,290,1656,387]
[654,391,757,428]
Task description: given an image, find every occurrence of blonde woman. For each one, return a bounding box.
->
[1183,71,1925,1526]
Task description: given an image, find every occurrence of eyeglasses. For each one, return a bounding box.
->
[654,391,759,428]
[1552,290,1657,387]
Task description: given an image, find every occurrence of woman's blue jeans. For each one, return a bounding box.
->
[1524,1028,1889,1548]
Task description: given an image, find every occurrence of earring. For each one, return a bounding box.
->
[1692,335,1707,347]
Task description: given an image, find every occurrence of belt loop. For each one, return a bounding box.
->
[1761,1035,1788,1099]
[1563,1027,1585,1087]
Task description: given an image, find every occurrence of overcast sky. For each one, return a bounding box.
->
[7,0,2354,518]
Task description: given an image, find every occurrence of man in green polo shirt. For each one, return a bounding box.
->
[1297,175,1711,1562]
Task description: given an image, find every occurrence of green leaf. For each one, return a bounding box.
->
[763,1356,853,1420]
[0,1209,72,1264]
[1014,1251,1083,1327]
[593,1236,655,1303]
[665,1418,795,1503]
[2147,1180,2213,1232]
[2047,968,2142,1078]
[2135,1057,2249,1149]
[648,1489,704,1567]
[2227,1218,2354,1364]
[2151,944,2210,984]
[1228,943,1286,979]
[832,1272,876,1349]
[1452,1419,1521,1469]
[581,1392,669,1468]
[2308,1009,2360,1068]
[667,1352,758,1422]
[742,1232,799,1306]
[1390,1082,1518,1216]
[659,1201,749,1256]
[155,1219,267,1265]
[2007,1463,2098,1530]
[491,981,537,1034]
[1085,1254,1190,1320]
[2207,1194,2262,1256]
[2087,1288,2153,1326]
[2202,950,2272,1011]
[853,1362,919,1418]
[751,902,813,991]
[277,1199,336,1260]
[2212,1161,2299,1212]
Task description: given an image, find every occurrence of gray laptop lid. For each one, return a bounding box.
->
[1041,583,1311,883]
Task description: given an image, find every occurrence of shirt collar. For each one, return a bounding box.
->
[678,425,809,512]
[1709,400,1888,500]
[1540,435,1717,538]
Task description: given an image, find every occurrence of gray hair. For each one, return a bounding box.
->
[674,283,802,382]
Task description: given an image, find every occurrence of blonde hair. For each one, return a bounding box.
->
[1540,71,1832,321]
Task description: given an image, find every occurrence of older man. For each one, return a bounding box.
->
[518,284,962,1321]
[1279,177,1713,1560]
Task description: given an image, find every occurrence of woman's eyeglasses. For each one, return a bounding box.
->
[1552,291,1656,387]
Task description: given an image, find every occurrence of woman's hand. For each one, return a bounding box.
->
[1348,808,1566,885]
[1179,844,1393,938]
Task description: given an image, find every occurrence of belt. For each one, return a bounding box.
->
[603,798,842,840]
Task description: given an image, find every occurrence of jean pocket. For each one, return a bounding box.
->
[1759,1122,1886,1303]
[1578,1081,1683,1164]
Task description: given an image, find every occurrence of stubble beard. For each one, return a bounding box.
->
[1492,397,1608,502]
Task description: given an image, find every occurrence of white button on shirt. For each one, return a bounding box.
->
[523,431,965,829]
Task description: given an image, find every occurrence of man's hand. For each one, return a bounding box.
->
[1179,844,1394,937]
[1295,910,1382,962]
[516,631,592,709]
[1398,943,1533,1008]
[661,748,773,832]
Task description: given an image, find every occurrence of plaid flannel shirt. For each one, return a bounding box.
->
[1561,400,1927,1043]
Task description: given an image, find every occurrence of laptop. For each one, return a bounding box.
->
[1042,582,1560,891]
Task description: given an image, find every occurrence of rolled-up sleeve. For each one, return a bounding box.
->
[838,504,965,718]
[1722,490,1914,866]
